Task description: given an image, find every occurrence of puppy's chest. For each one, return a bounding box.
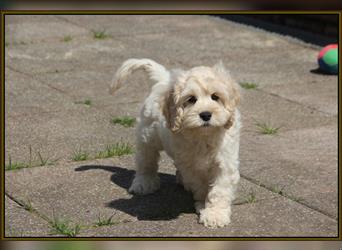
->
[173,140,218,170]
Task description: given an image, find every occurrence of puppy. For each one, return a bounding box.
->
[109,59,241,228]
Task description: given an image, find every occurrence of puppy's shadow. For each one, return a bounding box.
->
[75,165,195,221]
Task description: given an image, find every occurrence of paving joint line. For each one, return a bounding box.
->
[54,15,90,30]
[240,174,337,220]
[6,65,71,96]
[6,34,90,47]
[5,66,119,116]
[256,88,336,117]
[6,64,115,75]
[5,191,51,223]
[5,191,134,236]
[53,15,194,40]
[6,99,141,119]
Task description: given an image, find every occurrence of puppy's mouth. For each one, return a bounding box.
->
[202,122,211,127]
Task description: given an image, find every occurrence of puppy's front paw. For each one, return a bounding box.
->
[128,175,160,195]
[199,207,231,228]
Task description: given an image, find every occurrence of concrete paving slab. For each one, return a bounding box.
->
[240,123,337,219]
[6,67,146,118]
[5,15,89,44]
[5,68,75,117]
[88,16,318,71]
[7,69,335,173]
[34,68,152,109]
[239,89,336,133]
[5,15,322,77]
[7,15,336,117]
[238,83,337,220]
[57,15,220,38]
[5,160,134,230]
[6,107,136,164]
[5,195,51,237]
[80,196,337,237]
[5,158,336,237]
[5,36,140,74]
[264,78,338,115]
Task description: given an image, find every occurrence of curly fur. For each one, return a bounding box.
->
[110,58,241,228]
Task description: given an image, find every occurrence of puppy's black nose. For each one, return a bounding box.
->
[199,111,212,121]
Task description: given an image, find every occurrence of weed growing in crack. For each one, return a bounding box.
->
[95,214,118,227]
[75,99,92,106]
[96,142,133,158]
[240,82,258,89]
[63,36,72,42]
[5,158,28,170]
[111,116,136,128]
[50,215,80,237]
[92,30,110,39]
[244,189,257,203]
[255,121,280,135]
[72,148,90,161]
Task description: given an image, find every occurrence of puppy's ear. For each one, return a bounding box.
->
[162,86,183,133]
[161,70,185,133]
[213,61,240,109]
[214,62,240,130]
[224,111,235,129]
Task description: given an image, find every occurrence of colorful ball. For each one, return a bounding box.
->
[317,44,338,74]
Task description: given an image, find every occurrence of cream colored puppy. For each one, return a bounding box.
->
[110,59,241,228]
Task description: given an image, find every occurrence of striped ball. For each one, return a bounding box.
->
[317,44,338,74]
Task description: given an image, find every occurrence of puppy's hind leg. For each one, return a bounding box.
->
[129,124,161,195]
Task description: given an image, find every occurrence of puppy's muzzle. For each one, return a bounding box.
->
[199,111,212,121]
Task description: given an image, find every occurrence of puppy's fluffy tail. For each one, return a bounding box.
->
[109,58,170,95]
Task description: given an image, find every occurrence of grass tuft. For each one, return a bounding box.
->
[37,151,56,166]
[111,116,136,128]
[22,199,34,212]
[75,99,92,106]
[96,142,133,159]
[240,82,258,89]
[6,147,57,170]
[270,185,285,195]
[270,184,303,202]
[92,30,110,39]
[62,35,72,42]
[255,121,280,135]
[72,148,89,161]
[244,190,257,203]
[95,214,118,227]
[50,215,80,237]
[84,99,92,106]
[6,155,29,170]
[5,161,28,170]
[287,195,304,202]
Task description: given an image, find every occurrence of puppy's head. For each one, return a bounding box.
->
[163,62,240,133]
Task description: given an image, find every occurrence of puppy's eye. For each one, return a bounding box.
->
[211,94,219,101]
[187,96,197,104]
